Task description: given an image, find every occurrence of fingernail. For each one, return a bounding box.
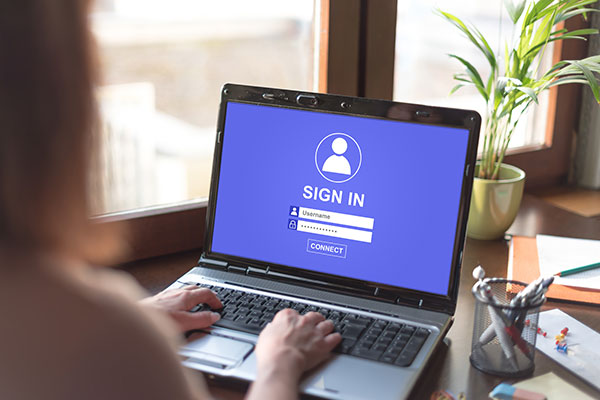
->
[211,312,221,322]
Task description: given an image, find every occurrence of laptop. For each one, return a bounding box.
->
[167,83,480,399]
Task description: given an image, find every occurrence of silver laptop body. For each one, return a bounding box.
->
[167,84,480,400]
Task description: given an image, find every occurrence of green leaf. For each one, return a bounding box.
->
[555,28,598,37]
[546,60,570,75]
[498,97,531,118]
[576,56,600,74]
[437,9,496,70]
[559,28,599,37]
[523,28,598,58]
[527,11,556,57]
[453,73,474,83]
[504,0,527,23]
[550,28,568,36]
[450,84,467,95]
[556,8,600,24]
[572,60,600,102]
[523,0,558,26]
[517,22,533,58]
[473,26,497,70]
[516,86,539,104]
[448,54,488,101]
[486,73,495,98]
[548,76,590,87]
[498,77,523,86]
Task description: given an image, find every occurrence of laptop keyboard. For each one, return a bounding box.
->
[188,283,431,367]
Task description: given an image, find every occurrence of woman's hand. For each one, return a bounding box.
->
[139,286,222,332]
[247,309,342,400]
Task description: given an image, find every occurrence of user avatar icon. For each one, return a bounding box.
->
[288,219,297,230]
[315,132,362,184]
[289,206,298,217]
[322,138,351,175]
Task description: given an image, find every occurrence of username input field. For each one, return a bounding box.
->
[298,207,374,230]
[297,220,372,243]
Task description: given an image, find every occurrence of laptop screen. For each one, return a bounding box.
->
[210,101,470,296]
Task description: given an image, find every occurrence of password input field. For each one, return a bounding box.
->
[297,220,372,243]
[298,207,374,230]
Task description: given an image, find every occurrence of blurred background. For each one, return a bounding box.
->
[91,0,550,215]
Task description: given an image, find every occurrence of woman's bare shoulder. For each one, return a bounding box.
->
[0,259,209,400]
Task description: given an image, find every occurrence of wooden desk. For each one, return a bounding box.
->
[122,194,600,399]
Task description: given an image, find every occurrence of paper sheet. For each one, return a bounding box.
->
[536,234,600,290]
[513,372,594,400]
[535,309,600,392]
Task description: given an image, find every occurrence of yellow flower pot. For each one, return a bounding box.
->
[467,163,525,240]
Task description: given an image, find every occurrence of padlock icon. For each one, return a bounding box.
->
[288,219,297,230]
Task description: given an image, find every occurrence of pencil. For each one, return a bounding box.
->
[554,261,600,277]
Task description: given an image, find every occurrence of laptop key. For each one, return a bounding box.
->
[414,328,430,338]
[337,339,356,354]
[380,354,397,364]
[291,304,305,312]
[400,325,416,335]
[212,318,263,335]
[373,321,388,329]
[351,348,383,361]
[388,322,403,331]
[394,350,418,367]
[362,334,378,342]
[372,344,387,352]
[342,325,365,340]
[367,327,383,336]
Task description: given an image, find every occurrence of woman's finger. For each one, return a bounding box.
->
[273,308,299,323]
[315,319,335,335]
[302,311,326,325]
[322,332,342,350]
[177,311,221,332]
[184,288,222,310]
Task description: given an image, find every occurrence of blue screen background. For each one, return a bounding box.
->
[211,102,469,295]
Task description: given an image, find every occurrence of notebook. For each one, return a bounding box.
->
[508,235,600,304]
[167,84,481,399]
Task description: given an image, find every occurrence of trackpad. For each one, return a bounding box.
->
[180,332,253,369]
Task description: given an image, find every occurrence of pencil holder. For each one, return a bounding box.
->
[470,279,544,378]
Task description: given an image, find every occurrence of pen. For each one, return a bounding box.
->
[554,261,600,277]
[478,277,553,349]
[488,304,519,369]
[475,283,519,369]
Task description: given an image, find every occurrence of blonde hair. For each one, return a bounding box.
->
[0,1,119,261]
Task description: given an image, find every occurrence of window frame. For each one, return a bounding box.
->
[102,1,588,264]
[503,17,590,188]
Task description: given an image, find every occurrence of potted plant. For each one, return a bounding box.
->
[439,0,600,239]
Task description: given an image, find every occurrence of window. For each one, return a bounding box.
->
[91,0,315,215]
[393,0,551,152]
[99,0,587,262]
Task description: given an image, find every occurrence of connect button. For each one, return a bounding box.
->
[306,239,347,259]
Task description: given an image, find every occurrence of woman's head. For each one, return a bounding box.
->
[0,1,103,259]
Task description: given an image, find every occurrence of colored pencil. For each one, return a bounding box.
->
[554,261,600,277]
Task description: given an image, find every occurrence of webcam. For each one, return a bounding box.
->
[296,94,319,106]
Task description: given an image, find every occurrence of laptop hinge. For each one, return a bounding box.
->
[227,265,246,273]
[247,266,268,275]
[198,255,228,270]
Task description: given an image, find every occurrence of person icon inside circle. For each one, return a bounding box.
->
[322,137,351,175]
